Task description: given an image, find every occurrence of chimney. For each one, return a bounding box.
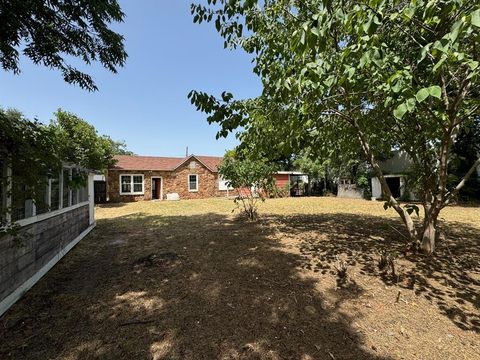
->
[186,146,189,157]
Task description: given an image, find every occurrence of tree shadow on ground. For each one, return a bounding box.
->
[0,212,394,360]
[270,213,480,333]
[96,202,128,208]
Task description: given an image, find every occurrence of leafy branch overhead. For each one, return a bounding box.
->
[0,0,127,91]
[189,0,480,254]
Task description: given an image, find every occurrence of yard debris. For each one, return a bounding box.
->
[378,250,403,283]
[109,239,127,247]
[333,257,349,288]
[241,343,255,352]
[305,305,317,315]
[134,251,179,267]
[119,319,155,327]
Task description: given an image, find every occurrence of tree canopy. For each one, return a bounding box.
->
[189,0,480,253]
[51,110,119,171]
[0,108,131,226]
[0,0,127,91]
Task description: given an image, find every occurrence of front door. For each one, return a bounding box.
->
[151,178,162,200]
[386,177,401,198]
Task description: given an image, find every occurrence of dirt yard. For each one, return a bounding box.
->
[0,198,479,359]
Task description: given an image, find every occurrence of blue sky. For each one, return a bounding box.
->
[0,1,261,157]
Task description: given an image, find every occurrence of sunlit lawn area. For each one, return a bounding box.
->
[1,197,479,359]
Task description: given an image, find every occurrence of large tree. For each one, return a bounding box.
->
[0,0,127,91]
[0,108,127,227]
[50,109,122,170]
[189,0,480,253]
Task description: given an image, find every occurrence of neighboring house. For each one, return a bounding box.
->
[371,150,480,201]
[275,171,309,196]
[107,155,311,202]
[371,151,413,200]
[0,162,96,316]
[107,155,228,202]
[337,178,364,199]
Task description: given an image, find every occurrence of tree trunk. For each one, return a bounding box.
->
[420,215,437,254]
[347,118,418,242]
[400,209,417,241]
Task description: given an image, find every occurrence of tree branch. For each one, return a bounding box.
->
[443,157,480,207]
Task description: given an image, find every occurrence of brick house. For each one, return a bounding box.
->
[107,155,230,202]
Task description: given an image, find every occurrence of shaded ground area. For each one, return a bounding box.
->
[284,214,480,333]
[0,198,478,359]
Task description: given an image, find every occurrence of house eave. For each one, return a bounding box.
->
[171,154,217,173]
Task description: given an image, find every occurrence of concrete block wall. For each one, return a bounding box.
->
[0,204,91,314]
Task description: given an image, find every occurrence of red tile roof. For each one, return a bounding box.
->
[194,156,224,172]
[112,155,223,172]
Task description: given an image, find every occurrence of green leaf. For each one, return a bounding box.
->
[300,30,306,45]
[404,7,415,20]
[390,12,399,21]
[428,85,441,99]
[363,16,373,34]
[418,44,431,63]
[471,9,480,27]
[372,48,383,67]
[467,60,479,70]
[433,38,449,53]
[394,103,408,119]
[449,19,463,43]
[359,51,371,68]
[406,98,416,111]
[432,54,447,72]
[415,88,430,102]
[404,204,419,217]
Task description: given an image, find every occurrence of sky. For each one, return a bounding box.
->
[0,1,262,157]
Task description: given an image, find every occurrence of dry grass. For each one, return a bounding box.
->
[1,197,479,360]
[96,196,480,226]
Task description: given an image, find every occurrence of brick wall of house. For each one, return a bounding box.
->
[274,174,290,189]
[107,159,227,202]
[107,170,169,202]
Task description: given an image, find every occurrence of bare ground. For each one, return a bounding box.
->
[0,197,479,360]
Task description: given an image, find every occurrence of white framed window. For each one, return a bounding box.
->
[188,174,198,192]
[218,176,233,191]
[120,174,144,195]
